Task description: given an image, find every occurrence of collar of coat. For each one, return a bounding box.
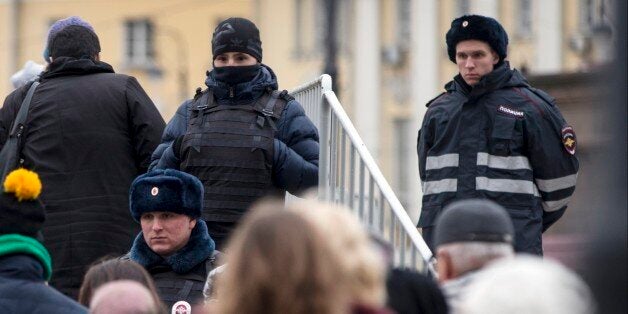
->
[204,63,279,105]
[129,219,215,274]
[40,57,114,80]
[0,234,52,281]
[446,61,529,99]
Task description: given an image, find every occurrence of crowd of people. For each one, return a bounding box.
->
[0,12,597,314]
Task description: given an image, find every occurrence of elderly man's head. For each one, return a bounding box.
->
[433,199,515,283]
[129,169,204,257]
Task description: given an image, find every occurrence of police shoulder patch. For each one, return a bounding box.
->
[561,125,577,155]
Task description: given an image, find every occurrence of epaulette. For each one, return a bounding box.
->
[426,92,447,107]
[526,87,556,107]
[279,89,295,102]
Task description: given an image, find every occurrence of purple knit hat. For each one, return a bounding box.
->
[43,16,95,62]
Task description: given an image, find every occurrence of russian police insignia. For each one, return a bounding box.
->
[561,126,577,155]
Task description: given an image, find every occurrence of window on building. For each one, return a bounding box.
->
[580,0,610,33]
[456,0,470,17]
[397,0,411,52]
[124,18,155,67]
[393,118,412,209]
[517,0,533,38]
[293,0,305,57]
[292,0,324,59]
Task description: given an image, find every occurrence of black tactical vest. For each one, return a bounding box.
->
[151,251,221,309]
[180,89,288,222]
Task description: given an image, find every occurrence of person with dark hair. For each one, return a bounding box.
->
[0,169,87,313]
[149,17,319,250]
[0,16,165,298]
[417,14,579,255]
[125,169,222,311]
[78,258,163,312]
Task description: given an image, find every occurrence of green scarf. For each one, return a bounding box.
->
[0,234,52,281]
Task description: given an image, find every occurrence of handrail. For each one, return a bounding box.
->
[290,75,435,275]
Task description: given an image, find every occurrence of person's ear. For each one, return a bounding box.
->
[189,218,197,230]
[436,249,454,283]
[492,51,499,65]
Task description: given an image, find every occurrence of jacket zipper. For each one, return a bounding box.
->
[229,86,235,98]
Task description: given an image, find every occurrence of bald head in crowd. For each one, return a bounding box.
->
[90,280,159,314]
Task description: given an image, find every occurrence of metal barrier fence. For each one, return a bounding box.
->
[290,75,435,275]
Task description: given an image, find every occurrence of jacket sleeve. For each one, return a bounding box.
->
[525,93,579,232]
[126,77,166,173]
[148,100,191,171]
[273,99,319,195]
[0,85,29,147]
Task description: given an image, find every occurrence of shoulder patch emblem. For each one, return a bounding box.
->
[498,105,524,118]
[561,126,577,155]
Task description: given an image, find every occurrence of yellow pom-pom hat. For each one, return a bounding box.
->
[0,168,45,238]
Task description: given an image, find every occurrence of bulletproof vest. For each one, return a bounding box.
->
[151,252,221,309]
[180,89,288,222]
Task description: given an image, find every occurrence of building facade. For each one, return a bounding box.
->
[0,0,614,232]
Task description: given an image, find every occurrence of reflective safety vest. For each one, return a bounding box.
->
[152,251,222,309]
[180,89,288,222]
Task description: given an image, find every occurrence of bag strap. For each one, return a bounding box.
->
[10,81,39,137]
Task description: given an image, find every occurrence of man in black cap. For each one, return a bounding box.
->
[126,169,222,311]
[433,199,515,313]
[0,169,87,313]
[149,17,319,250]
[417,14,579,255]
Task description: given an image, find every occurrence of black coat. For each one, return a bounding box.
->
[0,57,166,297]
[417,62,579,254]
[0,254,87,314]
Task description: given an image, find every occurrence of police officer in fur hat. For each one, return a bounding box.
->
[125,169,222,311]
[417,15,579,255]
[0,169,87,313]
[149,17,319,250]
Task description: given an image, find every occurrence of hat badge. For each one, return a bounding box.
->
[151,187,159,196]
[462,20,469,27]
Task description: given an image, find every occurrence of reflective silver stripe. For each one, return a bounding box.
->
[535,173,578,192]
[422,179,457,195]
[476,153,531,170]
[542,197,571,212]
[476,177,537,195]
[426,154,459,170]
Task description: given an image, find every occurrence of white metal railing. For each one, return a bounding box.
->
[290,75,435,275]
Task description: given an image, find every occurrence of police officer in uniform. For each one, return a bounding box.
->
[417,15,579,255]
[126,169,221,310]
[149,17,319,250]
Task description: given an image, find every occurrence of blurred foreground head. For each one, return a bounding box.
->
[215,199,386,314]
[460,256,595,314]
[90,280,161,314]
[78,258,162,310]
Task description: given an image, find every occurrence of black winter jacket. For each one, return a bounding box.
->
[0,254,87,313]
[0,57,166,297]
[127,220,220,309]
[417,63,579,255]
[149,64,319,193]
